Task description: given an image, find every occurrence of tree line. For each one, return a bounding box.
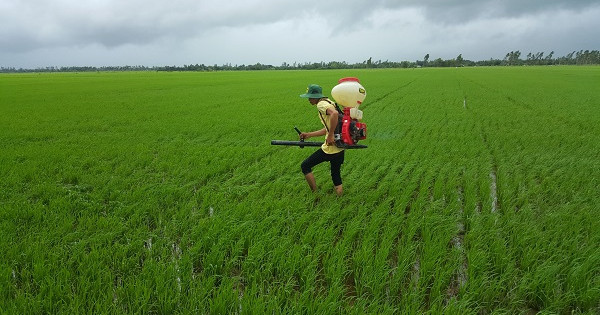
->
[1,50,598,73]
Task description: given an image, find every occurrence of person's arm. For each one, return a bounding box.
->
[300,128,327,140]
[325,108,339,145]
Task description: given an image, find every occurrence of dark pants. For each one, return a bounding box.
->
[301,149,345,186]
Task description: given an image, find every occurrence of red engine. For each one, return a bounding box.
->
[338,107,367,146]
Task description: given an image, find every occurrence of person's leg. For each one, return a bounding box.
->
[334,184,343,196]
[329,151,345,196]
[305,172,317,192]
[301,149,328,192]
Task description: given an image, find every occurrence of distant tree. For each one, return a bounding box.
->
[456,54,464,66]
[544,51,554,65]
[504,51,521,66]
[574,50,600,64]
[431,58,444,67]
[525,52,545,65]
[535,52,544,65]
[4,49,600,73]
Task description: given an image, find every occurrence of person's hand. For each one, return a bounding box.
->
[326,133,335,145]
[300,132,309,140]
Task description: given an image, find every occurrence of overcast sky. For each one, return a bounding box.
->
[1,0,599,68]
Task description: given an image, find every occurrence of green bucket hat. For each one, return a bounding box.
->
[300,84,324,99]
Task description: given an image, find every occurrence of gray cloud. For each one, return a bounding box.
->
[1,0,599,67]
[383,0,600,22]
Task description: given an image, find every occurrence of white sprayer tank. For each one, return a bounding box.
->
[331,77,366,120]
[331,77,366,108]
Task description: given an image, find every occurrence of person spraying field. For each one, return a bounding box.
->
[271,78,367,196]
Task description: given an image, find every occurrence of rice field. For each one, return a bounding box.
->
[1,67,599,314]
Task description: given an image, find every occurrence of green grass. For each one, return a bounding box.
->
[1,67,599,314]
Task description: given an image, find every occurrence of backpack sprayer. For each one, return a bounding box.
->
[271,77,368,149]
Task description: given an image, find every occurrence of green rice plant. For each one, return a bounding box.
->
[1,67,599,313]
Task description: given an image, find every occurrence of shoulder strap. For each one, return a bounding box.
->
[319,111,329,133]
[318,98,344,133]
[333,102,343,115]
[322,98,343,114]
